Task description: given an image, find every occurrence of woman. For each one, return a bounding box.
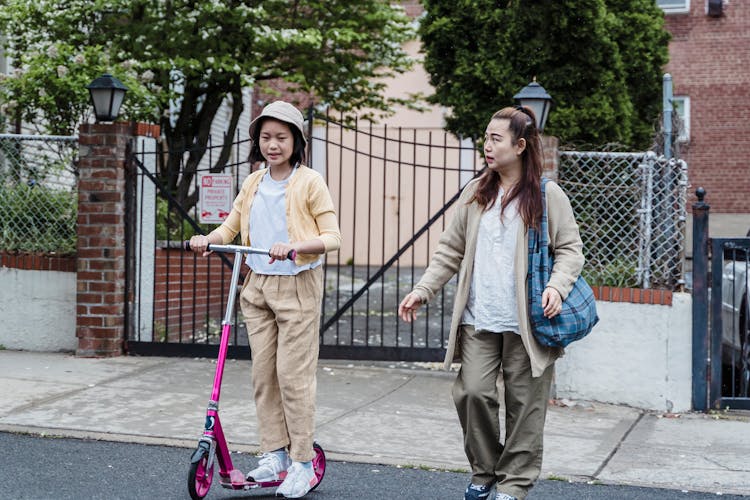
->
[398,106,584,500]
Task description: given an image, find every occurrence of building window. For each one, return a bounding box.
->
[657,0,690,13]
[672,96,690,143]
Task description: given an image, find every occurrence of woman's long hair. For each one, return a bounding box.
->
[470,106,544,230]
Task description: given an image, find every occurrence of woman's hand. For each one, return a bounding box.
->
[398,292,423,323]
[189,234,212,257]
[542,286,562,318]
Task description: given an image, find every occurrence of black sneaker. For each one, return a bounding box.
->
[464,482,495,500]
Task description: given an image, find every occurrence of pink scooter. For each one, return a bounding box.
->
[184,242,327,500]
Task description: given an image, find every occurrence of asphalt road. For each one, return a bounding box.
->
[2,431,747,500]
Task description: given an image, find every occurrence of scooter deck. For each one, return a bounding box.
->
[218,447,326,492]
[219,478,284,490]
[216,467,284,490]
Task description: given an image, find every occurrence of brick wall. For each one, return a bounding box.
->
[400,0,424,18]
[664,2,750,214]
[151,247,238,342]
[0,252,76,272]
[542,135,559,180]
[593,286,673,306]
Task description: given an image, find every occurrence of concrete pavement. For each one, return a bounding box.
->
[1,349,749,496]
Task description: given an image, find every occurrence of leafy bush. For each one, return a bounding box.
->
[155,195,215,242]
[0,183,77,254]
[583,258,639,288]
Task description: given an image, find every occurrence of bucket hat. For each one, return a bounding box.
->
[249,101,307,147]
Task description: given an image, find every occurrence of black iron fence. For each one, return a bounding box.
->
[125,110,690,365]
[125,111,482,361]
[311,110,482,360]
[692,189,750,410]
[124,134,251,357]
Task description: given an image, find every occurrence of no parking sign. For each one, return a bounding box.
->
[198,174,233,224]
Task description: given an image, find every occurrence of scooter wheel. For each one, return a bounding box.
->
[188,453,214,499]
[311,442,326,491]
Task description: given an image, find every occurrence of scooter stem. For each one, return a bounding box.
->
[210,250,245,403]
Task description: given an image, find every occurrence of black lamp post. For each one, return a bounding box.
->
[513,79,552,132]
[86,73,128,123]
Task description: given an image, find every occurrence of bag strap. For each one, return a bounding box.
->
[540,178,549,248]
[528,178,550,254]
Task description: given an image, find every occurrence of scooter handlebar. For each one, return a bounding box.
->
[183,240,296,261]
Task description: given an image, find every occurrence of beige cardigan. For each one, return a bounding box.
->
[212,165,341,266]
[411,178,584,377]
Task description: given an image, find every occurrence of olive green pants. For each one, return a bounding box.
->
[240,266,323,462]
[452,325,553,500]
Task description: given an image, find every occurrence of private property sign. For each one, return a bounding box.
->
[198,174,233,224]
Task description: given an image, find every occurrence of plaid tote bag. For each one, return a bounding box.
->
[527,179,599,348]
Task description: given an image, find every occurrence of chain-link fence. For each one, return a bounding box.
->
[0,130,688,289]
[0,134,78,255]
[559,151,688,290]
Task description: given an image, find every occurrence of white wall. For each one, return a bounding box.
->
[554,292,693,413]
[0,267,77,351]
[134,137,157,341]
[0,270,694,412]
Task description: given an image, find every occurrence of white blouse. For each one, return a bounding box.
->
[461,189,521,334]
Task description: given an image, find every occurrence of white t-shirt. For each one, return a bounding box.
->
[461,189,521,333]
[246,167,320,275]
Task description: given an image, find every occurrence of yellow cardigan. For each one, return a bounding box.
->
[212,165,341,266]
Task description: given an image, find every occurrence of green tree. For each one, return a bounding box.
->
[603,0,672,148]
[0,0,416,207]
[419,0,669,149]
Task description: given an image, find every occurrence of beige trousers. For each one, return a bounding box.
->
[452,325,553,500]
[239,266,323,462]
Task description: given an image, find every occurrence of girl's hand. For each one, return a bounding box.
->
[268,242,296,263]
[189,235,212,257]
[398,292,423,323]
[542,286,563,318]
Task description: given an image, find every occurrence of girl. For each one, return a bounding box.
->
[398,106,584,500]
[189,101,341,499]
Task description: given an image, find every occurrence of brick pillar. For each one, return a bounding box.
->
[75,122,134,357]
[542,135,559,181]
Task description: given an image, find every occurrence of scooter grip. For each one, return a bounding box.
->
[183,240,191,251]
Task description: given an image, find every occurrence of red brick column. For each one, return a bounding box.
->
[75,122,134,357]
[542,135,559,181]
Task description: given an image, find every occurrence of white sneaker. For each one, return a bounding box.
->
[246,451,290,482]
[495,494,518,500]
[275,461,318,498]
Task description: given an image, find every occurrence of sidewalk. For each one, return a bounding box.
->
[1,350,748,496]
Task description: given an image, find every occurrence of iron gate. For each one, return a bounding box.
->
[711,238,750,409]
[124,111,688,363]
[124,111,482,361]
[692,191,750,410]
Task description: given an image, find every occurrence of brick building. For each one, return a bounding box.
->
[346,0,750,238]
[661,0,750,237]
